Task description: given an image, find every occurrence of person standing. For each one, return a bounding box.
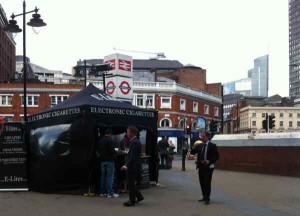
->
[98,128,119,198]
[168,140,176,169]
[158,136,169,169]
[190,131,219,205]
[121,126,144,207]
[116,133,129,194]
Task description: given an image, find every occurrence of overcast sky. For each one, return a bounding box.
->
[2,0,289,96]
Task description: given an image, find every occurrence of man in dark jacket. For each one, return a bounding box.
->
[121,126,144,207]
[158,136,169,169]
[190,131,219,205]
[97,128,118,198]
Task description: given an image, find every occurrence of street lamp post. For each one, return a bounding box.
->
[4,0,46,188]
[73,60,89,86]
[94,64,113,92]
[4,0,46,123]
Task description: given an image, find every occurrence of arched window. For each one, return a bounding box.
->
[160,118,172,128]
[192,121,197,129]
[178,119,185,129]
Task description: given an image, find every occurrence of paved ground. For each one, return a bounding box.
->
[0,158,299,216]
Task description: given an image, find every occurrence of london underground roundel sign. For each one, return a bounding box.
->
[119,81,131,95]
[106,81,116,95]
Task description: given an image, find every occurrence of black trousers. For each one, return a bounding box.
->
[160,154,169,169]
[198,167,214,201]
[127,172,143,203]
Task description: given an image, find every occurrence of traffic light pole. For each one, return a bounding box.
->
[267,114,269,133]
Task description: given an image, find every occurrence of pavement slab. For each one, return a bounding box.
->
[0,158,299,216]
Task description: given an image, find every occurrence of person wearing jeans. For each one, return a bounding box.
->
[97,128,119,198]
[100,161,116,197]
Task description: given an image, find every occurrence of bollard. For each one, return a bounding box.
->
[182,148,187,171]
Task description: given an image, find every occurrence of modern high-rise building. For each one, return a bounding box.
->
[250,55,269,97]
[223,55,268,97]
[289,0,300,99]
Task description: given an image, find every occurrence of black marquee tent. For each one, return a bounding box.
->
[27,84,158,192]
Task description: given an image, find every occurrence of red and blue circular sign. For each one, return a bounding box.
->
[119,81,131,95]
[106,81,116,95]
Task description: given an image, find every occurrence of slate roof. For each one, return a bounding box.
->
[78,59,183,70]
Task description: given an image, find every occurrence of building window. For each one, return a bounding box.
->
[136,95,143,106]
[193,102,198,113]
[134,94,155,108]
[289,121,293,128]
[20,115,25,123]
[178,119,185,129]
[160,118,172,128]
[0,115,14,122]
[252,113,256,117]
[21,95,39,107]
[262,113,266,118]
[179,99,186,110]
[0,95,13,106]
[297,121,300,127]
[192,121,197,129]
[297,113,300,118]
[280,121,283,127]
[289,113,293,118]
[50,95,68,107]
[146,95,154,108]
[214,107,219,117]
[280,113,284,118]
[252,121,256,127]
[161,96,172,109]
[204,104,209,115]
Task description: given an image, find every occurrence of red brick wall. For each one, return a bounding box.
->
[0,83,83,121]
[217,146,300,177]
[206,83,222,96]
[0,27,16,82]
[157,67,222,96]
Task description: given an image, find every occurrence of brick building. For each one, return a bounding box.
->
[0,4,16,83]
[156,65,222,95]
[74,58,223,152]
[132,65,222,152]
[0,83,83,122]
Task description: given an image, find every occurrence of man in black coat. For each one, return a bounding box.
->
[191,131,220,205]
[157,136,169,169]
[121,126,144,207]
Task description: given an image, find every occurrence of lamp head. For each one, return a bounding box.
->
[4,18,22,33]
[27,8,46,27]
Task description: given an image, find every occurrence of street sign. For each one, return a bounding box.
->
[106,81,116,95]
[119,81,131,95]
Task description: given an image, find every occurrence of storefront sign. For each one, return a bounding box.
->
[0,122,28,191]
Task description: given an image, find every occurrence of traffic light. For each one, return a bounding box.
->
[269,115,276,129]
[186,125,191,135]
[210,120,218,133]
[262,119,267,131]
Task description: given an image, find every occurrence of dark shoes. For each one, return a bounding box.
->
[198,198,210,205]
[136,196,144,203]
[123,197,144,207]
[123,201,135,207]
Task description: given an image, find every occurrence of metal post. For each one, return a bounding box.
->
[236,99,239,134]
[182,147,186,171]
[182,118,187,171]
[267,113,269,133]
[102,72,106,93]
[23,0,27,123]
[221,85,224,133]
[84,60,87,87]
